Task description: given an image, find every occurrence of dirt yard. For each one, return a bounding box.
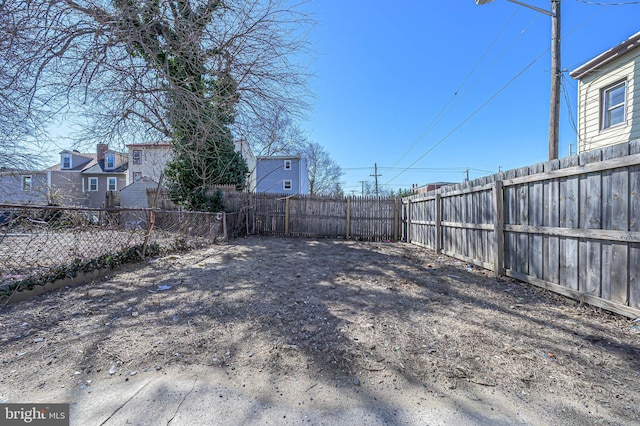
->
[1,236,639,424]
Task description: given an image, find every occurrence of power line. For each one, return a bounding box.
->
[574,0,640,5]
[383,47,550,187]
[561,74,578,136]
[388,10,521,169]
[387,0,614,184]
[344,166,496,173]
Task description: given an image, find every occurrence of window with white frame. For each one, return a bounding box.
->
[105,153,115,169]
[88,177,98,191]
[283,180,292,191]
[284,159,292,170]
[133,150,142,165]
[107,177,117,191]
[62,153,72,169]
[22,175,32,191]
[601,80,626,130]
[133,172,142,182]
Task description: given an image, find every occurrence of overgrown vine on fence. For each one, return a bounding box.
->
[0,243,161,297]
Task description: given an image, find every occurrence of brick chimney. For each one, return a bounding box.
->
[97,144,108,162]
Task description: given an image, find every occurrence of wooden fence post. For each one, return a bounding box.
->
[493,180,505,276]
[346,197,351,239]
[223,212,227,241]
[435,194,442,253]
[142,209,155,259]
[407,199,412,243]
[393,198,399,242]
[285,197,290,235]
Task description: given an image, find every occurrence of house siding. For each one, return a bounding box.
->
[120,180,159,208]
[127,144,172,183]
[255,157,309,194]
[48,171,86,205]
[82,175,128,208]
[0,172,49,204]
[234,140,257,191]
[575,42,640,152]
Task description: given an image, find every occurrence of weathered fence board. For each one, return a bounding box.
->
[529,163,544,280]
[402,141,640,319]
[631,143,640,309]
[560,156,579,291]
[244,194,398,241]
[545,160,561,287]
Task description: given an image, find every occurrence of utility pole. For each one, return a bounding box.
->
[549,0,561,161]
[465,169,469,182]
[358,180,366,197]
[476,0,561,161]
[370,163,382,197]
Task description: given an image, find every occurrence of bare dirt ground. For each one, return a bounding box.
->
[1,236,639,425]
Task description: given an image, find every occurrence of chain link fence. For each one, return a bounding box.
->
[0,204,227,297]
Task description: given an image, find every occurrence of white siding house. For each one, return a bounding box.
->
[570,31,640,152]
[126,141,255,191]
[127,143,173,183]
[234,139,257,192]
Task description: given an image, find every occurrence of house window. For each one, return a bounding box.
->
[284,159,292,170]
[88,177,98,191]
[62,154,72,169]
[283,180,292,191]
[22,175,32,191]
[107,177,117,191]
[133,150,142,165]
[105,154,115,169]
[133,172,142,182]
[602,81,626,129]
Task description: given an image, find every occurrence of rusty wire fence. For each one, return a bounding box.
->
[0,204,227,296]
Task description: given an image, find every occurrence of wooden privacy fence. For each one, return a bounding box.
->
[403,141,640,319]
[223,193,400,241]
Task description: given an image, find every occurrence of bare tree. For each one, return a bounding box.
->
[1,0,312,159]
[248,106,308,156]
[0,2,49,170]
[297,141,343,196]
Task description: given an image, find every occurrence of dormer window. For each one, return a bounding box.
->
[105,153,115,169]
[62,153,72,169]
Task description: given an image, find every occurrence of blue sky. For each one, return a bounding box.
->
[299,1,640,194]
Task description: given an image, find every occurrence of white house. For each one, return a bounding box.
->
[127,143,173,183]
[570,31,640,152]
[126,140,256,191]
